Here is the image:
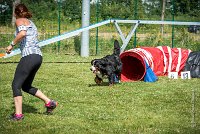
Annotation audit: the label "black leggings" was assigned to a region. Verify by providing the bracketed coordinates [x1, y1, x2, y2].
[12, 54, 42, 97]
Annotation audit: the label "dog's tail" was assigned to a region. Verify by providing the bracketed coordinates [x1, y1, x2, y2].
[113, 40, 121, 55]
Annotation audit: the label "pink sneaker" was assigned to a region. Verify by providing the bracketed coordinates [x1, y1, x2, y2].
[9, 113, 24, 121]
[45, 100, 58, 114]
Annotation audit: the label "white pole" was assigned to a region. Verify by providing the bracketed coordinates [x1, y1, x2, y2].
[81, 0, 90, 57]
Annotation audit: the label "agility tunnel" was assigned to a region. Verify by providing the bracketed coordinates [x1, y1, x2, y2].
[120, 46, 191, 82]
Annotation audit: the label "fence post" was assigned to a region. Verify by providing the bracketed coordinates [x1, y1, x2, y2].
[171, 0, 175, 48]
[134, 0, 138, 48]
[96, 0, 99, 55]
[57, 0, 61, 53]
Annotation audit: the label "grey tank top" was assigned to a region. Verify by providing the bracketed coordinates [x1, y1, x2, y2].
[16, 19, 42, 57]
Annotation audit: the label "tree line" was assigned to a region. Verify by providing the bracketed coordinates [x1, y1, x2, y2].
[0, 0, 199, 24]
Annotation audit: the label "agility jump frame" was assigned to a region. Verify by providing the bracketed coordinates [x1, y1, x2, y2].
[2, 19, 200, 58]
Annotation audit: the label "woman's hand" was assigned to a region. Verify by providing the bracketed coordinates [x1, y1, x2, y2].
[6, 45, 13, 54]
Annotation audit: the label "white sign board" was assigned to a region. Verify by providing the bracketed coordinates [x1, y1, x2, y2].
[181, 71, 191, 79]
[168, 72, 178, 79]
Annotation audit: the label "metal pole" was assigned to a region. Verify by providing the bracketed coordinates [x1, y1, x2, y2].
[57, 0, 61, 53]
[171, 0, 175, 48]
[81, 0, 90, 57]
[134, 0, 138, 48]
[161, 0, 166, 36]
[96, 0, 99, 55]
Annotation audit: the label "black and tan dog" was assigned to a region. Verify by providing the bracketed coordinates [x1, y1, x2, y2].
[90, 40, 122, 86]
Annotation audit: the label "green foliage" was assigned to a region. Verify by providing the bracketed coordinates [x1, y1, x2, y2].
[74, 36, 81, 54]
[1, 0, 198, 22]
[0, 0, 199, 28]
[175, 28, 200, 51]
[175, 0, 200, 17]
[0, 34, 12, 47]
[0, 0, 12, 25]
[62, 0, 81, 22]
[142, 0, 200, 20]
[22, 0, 58, 20]
[98, 0, 144, 20]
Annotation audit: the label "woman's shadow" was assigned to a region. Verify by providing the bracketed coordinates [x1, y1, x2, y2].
[12, 103, 39, 114]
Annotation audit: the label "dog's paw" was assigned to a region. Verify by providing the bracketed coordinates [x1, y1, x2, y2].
[94, 77, 103, 85]
[109, 83, 114, 86]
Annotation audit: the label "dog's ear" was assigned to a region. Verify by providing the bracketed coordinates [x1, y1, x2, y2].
[114, 40, 120, 55]
[91, 59, 98, 65]
[114, 40, 119, 46]
[91, 60, 94, 65]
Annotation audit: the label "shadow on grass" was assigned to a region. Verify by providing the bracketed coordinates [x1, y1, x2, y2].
[23, 104, 39, 114]
[88, 82, 121, 87]
[88, 82, 109, 87]
[12, 103, 38, 114]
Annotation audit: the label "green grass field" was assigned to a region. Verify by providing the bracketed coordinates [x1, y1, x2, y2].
[0, 53, 200, 134]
